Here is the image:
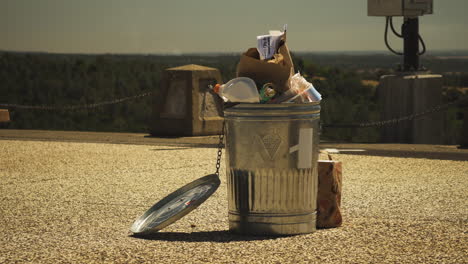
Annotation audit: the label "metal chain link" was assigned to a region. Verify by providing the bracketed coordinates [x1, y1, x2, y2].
[323, 95, 468, 128]
[0, 91, 153, 111]
[1, 88, 466, 129]
[214, 120, 225, 177]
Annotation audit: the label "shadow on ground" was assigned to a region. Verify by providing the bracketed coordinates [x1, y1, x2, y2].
[150, 147, 193, 151]
[130, 230, 282, 243]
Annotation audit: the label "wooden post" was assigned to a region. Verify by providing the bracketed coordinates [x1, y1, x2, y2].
[459, 108, 468, 149]
[0, 109, 10, 128]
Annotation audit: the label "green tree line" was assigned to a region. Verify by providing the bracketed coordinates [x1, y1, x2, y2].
[0, 51, 466, 143]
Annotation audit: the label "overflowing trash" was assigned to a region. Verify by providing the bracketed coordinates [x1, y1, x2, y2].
[211, 25, 321, 104]
[130, 25, 325, 237]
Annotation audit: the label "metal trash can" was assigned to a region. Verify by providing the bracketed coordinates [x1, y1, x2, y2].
[224, 102, 320, 235]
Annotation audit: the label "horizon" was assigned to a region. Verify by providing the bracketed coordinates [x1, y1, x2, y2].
[2, 49, 468, 57]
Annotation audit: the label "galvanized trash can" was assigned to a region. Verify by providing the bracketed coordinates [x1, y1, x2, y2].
[224, 102, 320, 235]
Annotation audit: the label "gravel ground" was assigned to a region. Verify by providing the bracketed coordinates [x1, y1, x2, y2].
[1, 139, 467, 263]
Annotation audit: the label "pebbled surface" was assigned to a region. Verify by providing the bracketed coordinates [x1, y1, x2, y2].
[0, 137, 467, 263]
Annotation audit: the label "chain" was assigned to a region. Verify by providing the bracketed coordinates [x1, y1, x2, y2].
[214, 120, 225, 177]
[0, 91, 153, 111]
[323, 95, 468, 128]
[2, 87, 466, 130]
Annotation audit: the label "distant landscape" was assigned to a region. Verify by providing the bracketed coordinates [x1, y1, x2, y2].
[1, 50, 467, 144]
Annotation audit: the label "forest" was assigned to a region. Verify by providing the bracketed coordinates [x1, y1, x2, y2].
[0, 51, 466, 144]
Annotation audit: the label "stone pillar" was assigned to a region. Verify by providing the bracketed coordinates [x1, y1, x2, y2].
[377, 74, 443, 144]
[150, 64, 224, 136]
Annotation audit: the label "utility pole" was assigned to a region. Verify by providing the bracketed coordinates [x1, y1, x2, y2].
[368, 0, 443, 144]
[403, 17, 420, 71]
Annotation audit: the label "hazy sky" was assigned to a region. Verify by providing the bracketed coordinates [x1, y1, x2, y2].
[1, 0, 467, 54]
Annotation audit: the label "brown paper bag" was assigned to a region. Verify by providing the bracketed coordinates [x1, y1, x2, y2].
[236, 44, 295, 92]
[317, 158, 343, 228]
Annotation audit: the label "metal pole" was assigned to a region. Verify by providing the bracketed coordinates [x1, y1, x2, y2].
[402, 17, 419, 71]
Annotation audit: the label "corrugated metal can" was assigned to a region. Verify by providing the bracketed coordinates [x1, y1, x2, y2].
[224, 102, 320, 235]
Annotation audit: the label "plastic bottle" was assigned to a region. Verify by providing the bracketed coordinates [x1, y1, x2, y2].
[213, 77, 260, 103]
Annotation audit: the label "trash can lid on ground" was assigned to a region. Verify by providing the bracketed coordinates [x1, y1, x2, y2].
[130, 174, 220, 235]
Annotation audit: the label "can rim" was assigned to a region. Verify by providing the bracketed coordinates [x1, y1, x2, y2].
[224, 102, 320, 118]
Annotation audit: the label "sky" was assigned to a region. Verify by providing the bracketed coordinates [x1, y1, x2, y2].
[1, 0, 467, 54]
